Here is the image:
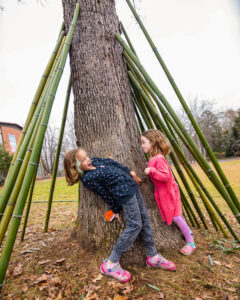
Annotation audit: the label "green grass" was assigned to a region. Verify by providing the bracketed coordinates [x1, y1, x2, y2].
[32, 177, 78, 201]
[173, 158, 240, 214]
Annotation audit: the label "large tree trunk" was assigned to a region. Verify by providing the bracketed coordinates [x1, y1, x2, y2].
[62, 0, 183, 265]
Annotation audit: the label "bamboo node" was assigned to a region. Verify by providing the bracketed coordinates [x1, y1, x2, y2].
[16, 158, 23, 162]
[29, 162, 38, 166]
[13, 214, 22, 218]
[40, 122, 48, 127]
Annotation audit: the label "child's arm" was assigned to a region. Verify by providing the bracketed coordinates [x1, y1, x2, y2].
[82, 178, 120, 213]
[146, 157, 170, 182]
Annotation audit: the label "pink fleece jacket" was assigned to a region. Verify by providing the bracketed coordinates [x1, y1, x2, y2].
[148, 154, 182, 225]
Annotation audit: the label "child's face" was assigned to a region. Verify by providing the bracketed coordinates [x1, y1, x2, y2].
[141, 136, 152, 154]
[76, 151, 94, 172]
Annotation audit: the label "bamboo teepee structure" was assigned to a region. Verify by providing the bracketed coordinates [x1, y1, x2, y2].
[0, 0, 239, 293]
[0, 3, 80, 291]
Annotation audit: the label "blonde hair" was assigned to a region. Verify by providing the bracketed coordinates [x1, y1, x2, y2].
[141, 129, 171, 157]
[63, 148, 86, 186]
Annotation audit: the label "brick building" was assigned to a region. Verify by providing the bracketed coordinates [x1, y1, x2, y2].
[0, 122, 44, 178]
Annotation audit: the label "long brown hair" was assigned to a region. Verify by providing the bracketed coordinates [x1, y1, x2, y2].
[63, 148, 85, 186]
[142, 129, 171, 157]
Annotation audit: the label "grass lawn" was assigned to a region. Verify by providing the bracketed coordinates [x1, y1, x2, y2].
[0, 158, 240, 299]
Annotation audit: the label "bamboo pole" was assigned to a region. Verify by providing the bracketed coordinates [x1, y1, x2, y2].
[179, 187, 197, 227]
[0, 36, 66, 219]
[127, 57, 231, 237]
[128, 70, 238, 240]
[120, 21, 138, 57]
[0, 40, 66, 245]
[44, 75, 72, 232]
[20, 170, 37, 242]
[116, 35, 240, 224]
[0, 3, 80, 290]
[125, 1, 240, 212]
[5, 30, 65, 183]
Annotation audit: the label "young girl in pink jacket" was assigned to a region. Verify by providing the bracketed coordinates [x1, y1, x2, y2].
[141, 129, 196, 256]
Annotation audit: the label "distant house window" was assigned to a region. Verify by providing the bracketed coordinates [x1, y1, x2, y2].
[8, 134, 17, 153]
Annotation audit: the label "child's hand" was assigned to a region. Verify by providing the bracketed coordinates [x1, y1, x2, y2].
[144, 168, 150, 175]
[114, 213, 121, 223]
[130, 171, 142, 184]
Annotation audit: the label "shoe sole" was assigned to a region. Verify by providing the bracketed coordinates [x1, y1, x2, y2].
[179, 248, 196, 256]
[146, 261, 176, 272]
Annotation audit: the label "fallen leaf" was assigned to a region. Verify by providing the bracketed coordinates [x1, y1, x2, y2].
[54, 258, 66, 264]
[92, 274, 103, 283]
[157, 293, 164, 299]
[13, 263, 23, 277]
[49, 227, 56, 231]
[213, 260, 222, 265]
[21, 285, 29, 293]
[113, 295, 128, 300]
[38, 259, 52, 265]
[32, 274, 49, 285]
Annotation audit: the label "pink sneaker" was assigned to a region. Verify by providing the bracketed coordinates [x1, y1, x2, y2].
[180, 243, 196, 256]
[146, 254, 176, 271]
[100, 259, 131, 283]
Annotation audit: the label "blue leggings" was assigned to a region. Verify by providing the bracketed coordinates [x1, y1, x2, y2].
[109, 189, 157, 262]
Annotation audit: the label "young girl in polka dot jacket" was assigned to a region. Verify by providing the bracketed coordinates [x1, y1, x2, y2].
[141, 129, 197, 256]
[64, 148, 176, 283]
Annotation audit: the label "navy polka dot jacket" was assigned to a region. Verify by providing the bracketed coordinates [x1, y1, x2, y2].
[81, 157, 138, 213]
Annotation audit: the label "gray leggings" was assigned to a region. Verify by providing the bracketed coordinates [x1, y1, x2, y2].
[109, 189, 157, 262]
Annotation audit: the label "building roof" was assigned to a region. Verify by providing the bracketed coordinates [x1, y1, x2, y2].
[0, 122, 23, 131]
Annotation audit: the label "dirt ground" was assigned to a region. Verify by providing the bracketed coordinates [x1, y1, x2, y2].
[1, 205, 240, 300]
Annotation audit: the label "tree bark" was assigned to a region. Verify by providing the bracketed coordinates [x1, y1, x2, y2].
[62, 0, 183, 266]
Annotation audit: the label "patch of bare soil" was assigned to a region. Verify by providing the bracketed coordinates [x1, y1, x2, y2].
[1, 208, 240, 300]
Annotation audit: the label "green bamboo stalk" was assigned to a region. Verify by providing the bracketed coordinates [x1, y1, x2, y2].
[0, 36, 66, 219]
[133, 101, 145, 133]
[133, 90, 153, 129]
[20, 170, 37, 242]
[0, 3, 80, 291]
[116, 35, 240, 224]
[181, 206, 190, 227]
[120, 21, 138, 57]
[0, 98, 46, 246]
[5, 30, 65, 184]
[0, 46, 64, 245]
[179, 187, 197, 227]
[44, 75, 72, 232]
[128, 70, 238, 240]
[130, 64, 229, 237]
[125, 1, 240, 212]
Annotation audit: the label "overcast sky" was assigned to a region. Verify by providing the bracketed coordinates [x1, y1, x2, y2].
[0, 0, 240, 128]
